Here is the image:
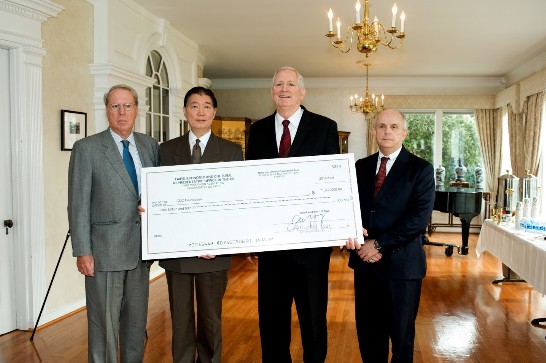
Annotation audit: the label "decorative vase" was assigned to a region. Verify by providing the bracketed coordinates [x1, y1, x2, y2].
[474, 164, 484, 190]
[454, 158, 467, 182]
[435, 165, 445, 189]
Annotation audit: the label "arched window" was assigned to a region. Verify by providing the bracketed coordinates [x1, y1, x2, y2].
[145, 50, 170, 142]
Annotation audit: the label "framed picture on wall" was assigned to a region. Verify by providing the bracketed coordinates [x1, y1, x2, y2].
[61, 109, 87, 151]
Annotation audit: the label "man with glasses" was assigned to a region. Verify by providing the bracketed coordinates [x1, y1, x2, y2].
[68, 84, 159, 362]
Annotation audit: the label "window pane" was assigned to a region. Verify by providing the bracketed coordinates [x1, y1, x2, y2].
[501, 108, 511, 173]
[162, 116, 169, 141]
[146, 57, 152, 77]
[146, 113, 151, 136]
[153, 115, 160, 141]
[162, 88, 169, 115]
[145, 87, 150, 107]
[442, 113, 482, 186]
[150, 50, 160, 72]
[152, 85, 160, 112]
[403, 113, 435, 165]
[160, 65, 169, 86]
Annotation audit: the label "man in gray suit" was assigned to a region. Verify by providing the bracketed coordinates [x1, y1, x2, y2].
[158, 86, 243, 363]
[68, 84, 159, 362]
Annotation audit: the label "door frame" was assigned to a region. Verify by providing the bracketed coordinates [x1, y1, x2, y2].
[0, 1, 63, 330]
[0, 48, 16, 335]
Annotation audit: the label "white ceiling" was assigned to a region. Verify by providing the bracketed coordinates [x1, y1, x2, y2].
[132, 0, 546, 83]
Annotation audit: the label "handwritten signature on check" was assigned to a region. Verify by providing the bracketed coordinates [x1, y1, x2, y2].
[287, 212, 332, 232]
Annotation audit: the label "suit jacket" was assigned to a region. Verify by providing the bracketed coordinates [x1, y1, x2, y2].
[158, 132, 243, 273]
[68, 129, 159, 272]
[246, 106, 339, 264]
[349, 146, 435, 279]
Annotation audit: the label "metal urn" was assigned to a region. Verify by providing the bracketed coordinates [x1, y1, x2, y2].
[497, 170, 519, 214]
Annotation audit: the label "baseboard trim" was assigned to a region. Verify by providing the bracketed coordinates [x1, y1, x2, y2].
[33, 270, 167, 329]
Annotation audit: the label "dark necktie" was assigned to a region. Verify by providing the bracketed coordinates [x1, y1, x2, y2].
[279, 120, 291, 158]
[192, 139, 201, 164]
[374, 157, 389, 197]
[121, 140, 138, 193]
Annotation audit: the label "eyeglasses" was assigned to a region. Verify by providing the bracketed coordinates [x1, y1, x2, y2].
[108, 103, 136, 112]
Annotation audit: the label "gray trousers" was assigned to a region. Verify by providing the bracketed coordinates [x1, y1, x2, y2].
[85, 260, 150, 363]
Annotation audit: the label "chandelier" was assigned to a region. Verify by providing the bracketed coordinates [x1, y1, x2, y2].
[325, 0, 406, 56]
[349, 63, 385, 118]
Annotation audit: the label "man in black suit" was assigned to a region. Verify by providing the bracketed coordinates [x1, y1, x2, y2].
[345, 109, 435, 363]
[246, 66, 339, 363]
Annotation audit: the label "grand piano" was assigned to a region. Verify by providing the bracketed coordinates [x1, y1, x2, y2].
[427, 187, 483, 255]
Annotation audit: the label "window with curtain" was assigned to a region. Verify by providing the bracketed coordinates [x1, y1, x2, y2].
[500, 107, 511, 174]
[403, 111, 484, 187]
[145, 50, 170, 142]
[539, 102, 546, 213]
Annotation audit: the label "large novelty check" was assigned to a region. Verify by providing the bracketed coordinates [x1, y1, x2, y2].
[141, 154, 362, 259]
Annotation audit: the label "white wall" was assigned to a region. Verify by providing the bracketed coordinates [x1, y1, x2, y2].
[213, 85, 496, 162]
[39, 0, 205, 325]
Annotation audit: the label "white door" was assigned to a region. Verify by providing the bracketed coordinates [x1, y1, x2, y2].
[0, 48, 16, 334]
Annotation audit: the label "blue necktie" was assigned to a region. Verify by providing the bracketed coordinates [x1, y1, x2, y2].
[121, 140, 138, 193]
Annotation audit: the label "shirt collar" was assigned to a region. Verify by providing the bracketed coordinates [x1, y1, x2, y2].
[189, 129, 212, 146]
[110, 128, 135, 144]
[275, 107, 303, 129]
[379, 146, 402, 161]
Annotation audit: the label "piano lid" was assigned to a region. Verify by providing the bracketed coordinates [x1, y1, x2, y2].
[434, 187, 483, 214]
[435, 187, 482, 194]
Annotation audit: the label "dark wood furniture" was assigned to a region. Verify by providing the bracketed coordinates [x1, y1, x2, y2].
[338, 131, 350, 154]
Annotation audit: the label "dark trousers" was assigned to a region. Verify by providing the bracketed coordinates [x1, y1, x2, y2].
[166, 270, 229, 363]
[354, 269, 422, 363]
[258, 251, 330, 363]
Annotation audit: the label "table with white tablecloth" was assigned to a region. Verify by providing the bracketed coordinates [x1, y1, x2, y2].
[476, 219, 546, 329]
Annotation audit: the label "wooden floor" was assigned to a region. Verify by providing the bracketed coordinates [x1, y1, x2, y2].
[1, 233, 546, 362]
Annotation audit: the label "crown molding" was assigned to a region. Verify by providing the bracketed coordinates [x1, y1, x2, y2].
[503, 52, 546, 87]
[0, 0, 63, 22]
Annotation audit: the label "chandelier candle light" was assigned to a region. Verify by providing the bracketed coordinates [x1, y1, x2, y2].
[349, 63, 385, 118]
[326, 0, 406, 56]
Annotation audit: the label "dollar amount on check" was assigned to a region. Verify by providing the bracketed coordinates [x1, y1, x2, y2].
[141, 154, 362, 259]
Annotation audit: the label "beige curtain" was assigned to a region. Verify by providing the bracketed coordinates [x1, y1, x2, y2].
[366, 115, 378, 156]
[475, 108, 502, 196]
[507, 107, 525, 177]
[522, 91, 544, 176]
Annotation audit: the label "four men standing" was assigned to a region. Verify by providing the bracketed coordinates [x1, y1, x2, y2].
[68, 75, 432, 362]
